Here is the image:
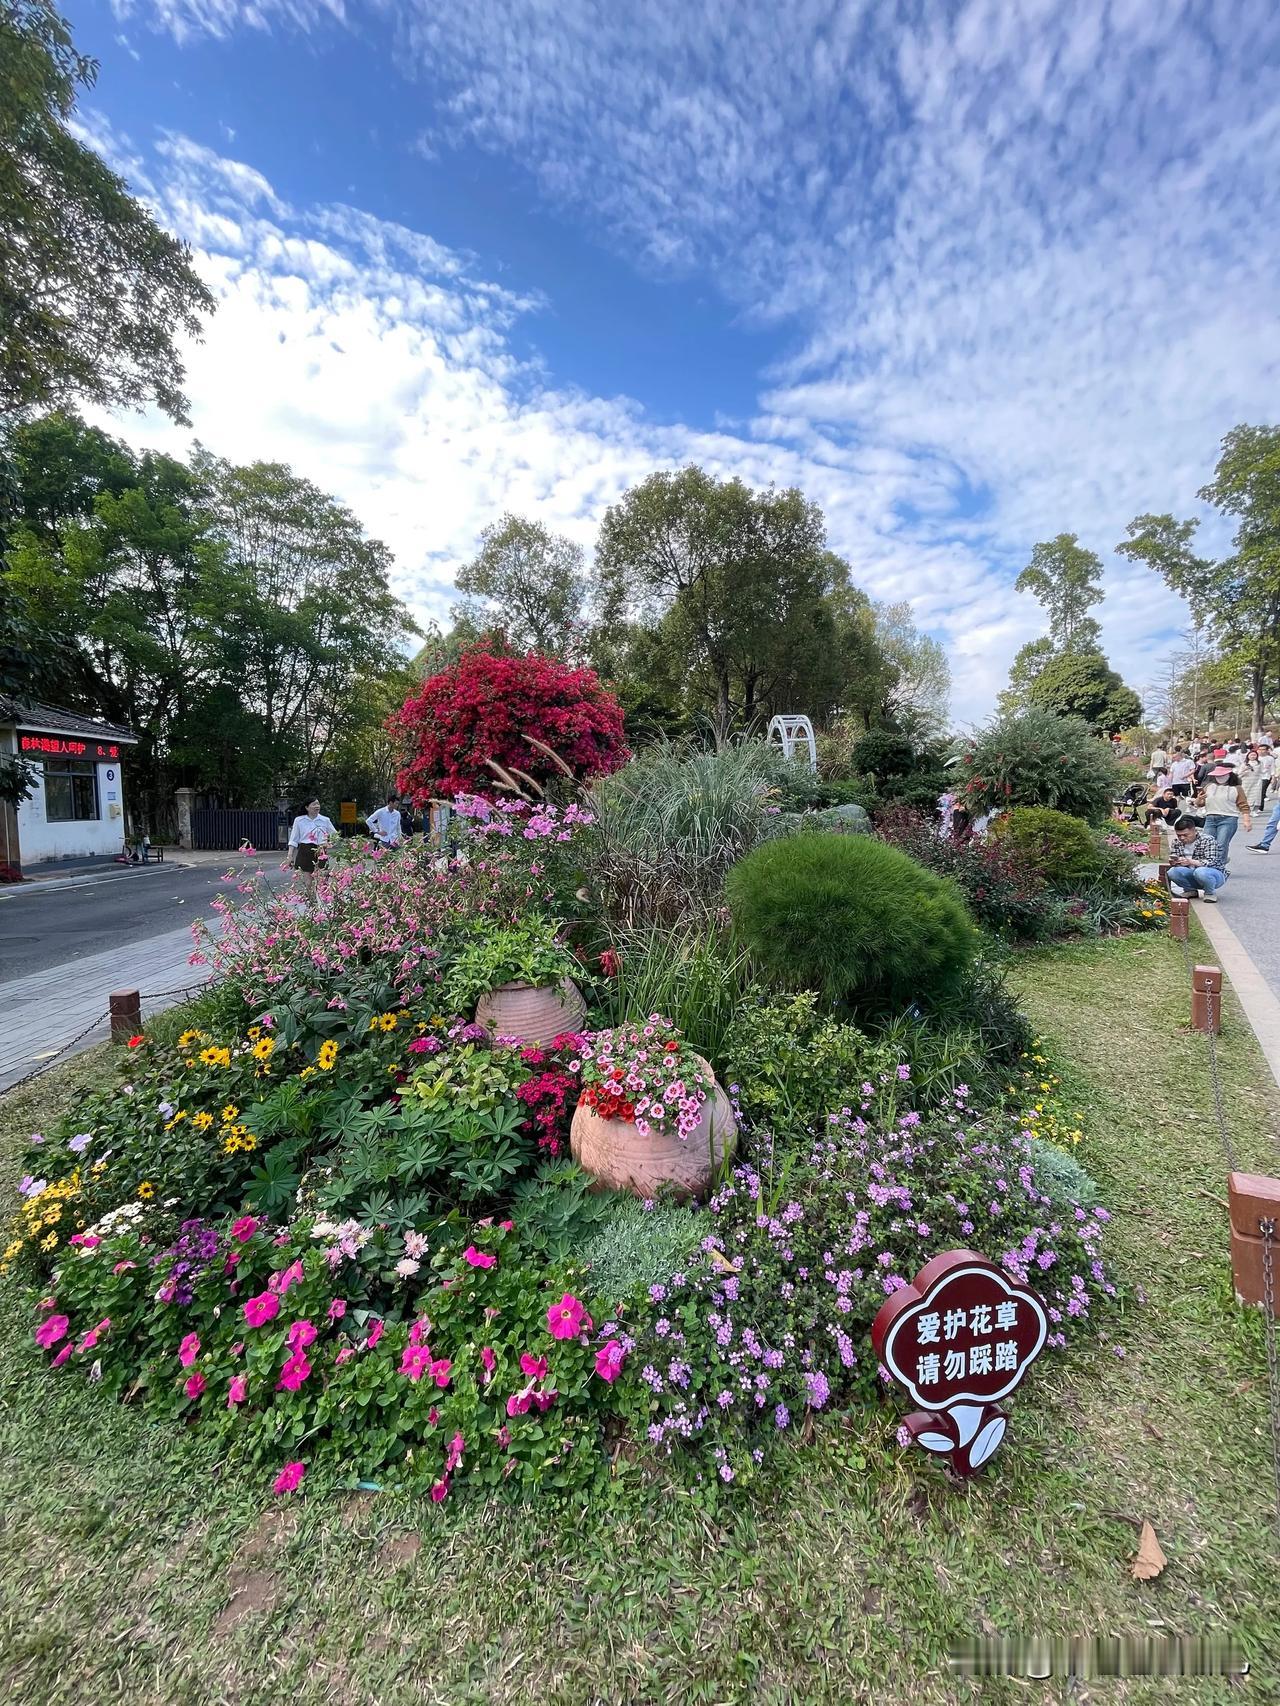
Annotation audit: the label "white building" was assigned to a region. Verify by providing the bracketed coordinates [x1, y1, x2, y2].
[0, 699, 138, 871]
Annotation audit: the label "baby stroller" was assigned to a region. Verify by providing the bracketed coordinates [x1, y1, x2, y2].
[1113, 780, 1149, 823]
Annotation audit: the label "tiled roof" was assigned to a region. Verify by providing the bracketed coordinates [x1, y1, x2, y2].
[0, 697, 137, 744]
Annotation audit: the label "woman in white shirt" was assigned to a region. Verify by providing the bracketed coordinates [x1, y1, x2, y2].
[288, 798, 337, 901]
[1194, 765, 1252, 867]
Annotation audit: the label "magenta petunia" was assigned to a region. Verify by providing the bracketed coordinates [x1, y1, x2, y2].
[327, 1298, 347, 1322]
[178, 1331, 201, 1367]
[50, 1343, 73, 1368]
[273, 1460, 306, 1495]
[594, 1340, 626, 1384]
[276, 1350, 312, 1391]
[184, 1372, 207, 1399]
[366, 1318, 385, 1349]
[430, 1357, 452, 1389]
[227, 1374, 248, 1407]
[399, 1343, 433, 1382]
[462, 1245, 496, 1269]
[287, 1319, 317, 1351]
[231, 1215, 259, 1243]
[429, 1475, 450, 1503]
[546, 1293, 591, 1340]
[34, 1313, 69, 1349]
[243, 1291, 280, 1328]
[519, 1352, 548, 1379]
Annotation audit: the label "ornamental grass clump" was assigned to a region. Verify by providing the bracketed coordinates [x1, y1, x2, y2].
[725, 832, 977, 1010]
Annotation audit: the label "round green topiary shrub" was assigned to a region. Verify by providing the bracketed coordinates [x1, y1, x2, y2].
[725, 832, 978, 1009]
[989, 806, 1100, 886]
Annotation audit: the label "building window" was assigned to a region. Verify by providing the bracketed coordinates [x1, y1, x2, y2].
[43, 758, 100, 822]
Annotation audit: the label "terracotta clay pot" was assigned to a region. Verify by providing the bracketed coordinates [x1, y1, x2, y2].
[570, 1055, 737, 1201]
[474, 977, 587, 1048]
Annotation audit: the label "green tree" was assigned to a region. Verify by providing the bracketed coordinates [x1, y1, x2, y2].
[453, 514, 586, 655]
[596, 466, 855, 742]
[1118, 426, 1280, 728]
[997, 636, 1055, 716]
[0, 0, 215, 422]
[870, 601, 951, 736]
[1015, 534, 1105, 652]
[1027, 649, 1143, 735]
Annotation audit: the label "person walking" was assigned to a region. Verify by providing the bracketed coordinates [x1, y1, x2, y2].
[287, 797, 337, 902]
[1194, 764, 1252, 866]
[365, 793, 404, 848]
[1148, 740, 1168, 781]
[1167, 749, 1196, 802]
[1250, 790, 1280, 852]
[1167, 816, 1228, 903]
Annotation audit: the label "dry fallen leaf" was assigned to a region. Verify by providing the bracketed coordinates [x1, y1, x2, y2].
[708, 1249, 741, 1274]
[1131, 1520, 1167, 1581]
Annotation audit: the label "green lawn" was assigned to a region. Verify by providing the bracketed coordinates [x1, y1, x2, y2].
[1, 928, 1277, 1703]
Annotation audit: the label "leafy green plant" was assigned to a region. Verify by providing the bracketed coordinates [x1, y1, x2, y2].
[990, 805, 1102, 885]
[598, 923, 752, 1063]
[721, 992, 894, 1133]
[444, 915, 578, 1011]
[509, 1161, 616, 1260]
[726, 832, 978, 1010]
[579, 1196, 709, 1308]
[957, 706, 1120, 823]
[1030, 1137, 1100, 1208]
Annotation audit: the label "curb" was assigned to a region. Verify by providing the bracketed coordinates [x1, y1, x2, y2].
[0, 864, 185, 899]
[1195, 901, 1280, 1095]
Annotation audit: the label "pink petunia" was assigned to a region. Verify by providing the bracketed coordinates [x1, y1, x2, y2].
[243, 1291, 280, 1328]
[430, 1357, 451, 1389]
[335, 1346, 355, 1365]
[327, 1298, 347, 1322]
[269, 1260, 305, 1296]
[519, 1352, 548, 1379]
[399, 1343, 433, 1382]
[429, 1476, 450, 1503]
[184, 1372, 207, 1399]
[273, 1460, 306, 1495]
[531, 1388, 558, 1413]
[445, 1432, 465, 1471]
[594, 1340, 626, 1383]
[227, 1374, 248, 1406]
[506, 1388, 533, 1417]
[546, 1293, 591, 1341]
[50, 1343, 73, 1368]
[366, 1318, 385, 1349]
[479, 1345, 496, 1382]
[112, 1260, 136, 1274]
[178, 1331, 201, 1367]
[69, 1233, 101, 1249]
[287, 1319, 317, 1351]
[276, 1350, 311, 1391]
[462, 1245, 496, 1269]
[231, 1215, 259, 1243]
[34, 1313, 69, 1349]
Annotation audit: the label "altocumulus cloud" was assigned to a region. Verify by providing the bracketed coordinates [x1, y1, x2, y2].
[98, 0, 1280, 715]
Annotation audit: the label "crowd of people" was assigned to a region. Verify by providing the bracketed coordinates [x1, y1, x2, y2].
[1143, 732, 1279, 903]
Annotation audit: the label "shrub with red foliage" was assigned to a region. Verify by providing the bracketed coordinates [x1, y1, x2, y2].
[392, 648, 628, 802]
[873, 806, 1058, 941]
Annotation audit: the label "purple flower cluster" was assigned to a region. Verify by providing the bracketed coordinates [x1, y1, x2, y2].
[152, 1218, 222, 1306]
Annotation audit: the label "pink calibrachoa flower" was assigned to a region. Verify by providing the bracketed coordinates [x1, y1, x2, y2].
[273, 1460, 306, 1495]
[227, 1374, 248, 1407]
[462, 1245, 496, 1269]
[327, 1298, 347, 1323]
[287, 1319, 318, 1351]
[50, 1343, 73, 1368]
[519, 1352, 548, 1379]
[34, 1313, 69, 1349]
[430, 1357, 452, 1389]
[244, 1291, 280, 1328]
[184, 1372, 207, 1399]
[231, 1215, 259, 1243]
[277, 1351, 312, 1392]
[445, 1432, 465, 1471]
[546, 1293, 591, 1340]
[594, 1340, 626, 1383]
[366, 1319, 385, 1349]
[400, 1344, 433, 1382]
[429, 1476, 450, 1503]
[178, 1331, 201, 1367]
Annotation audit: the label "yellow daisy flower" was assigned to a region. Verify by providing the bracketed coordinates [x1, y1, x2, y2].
[137, 1181, 155, 1200]
[252, 1036, 275, 1061]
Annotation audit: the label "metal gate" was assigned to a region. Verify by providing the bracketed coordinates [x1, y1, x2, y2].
[191, 808, 283, 851]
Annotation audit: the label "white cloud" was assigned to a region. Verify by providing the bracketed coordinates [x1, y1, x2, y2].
[94, 0, 1280, 720]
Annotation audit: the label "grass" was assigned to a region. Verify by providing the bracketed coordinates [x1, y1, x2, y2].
[1, 927, 1278, 1703]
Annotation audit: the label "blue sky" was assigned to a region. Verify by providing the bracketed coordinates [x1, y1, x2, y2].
[72, 0, 1280, 719]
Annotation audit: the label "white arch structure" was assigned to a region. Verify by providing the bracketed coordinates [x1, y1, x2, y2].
[766, 713, 817, 772]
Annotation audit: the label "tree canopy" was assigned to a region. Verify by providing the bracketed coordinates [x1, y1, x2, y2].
[453, 514, 587, 655]
[0, 0, 215, 423]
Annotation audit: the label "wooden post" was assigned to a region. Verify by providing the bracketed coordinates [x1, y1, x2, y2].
[1191, 964, 1222, 1034]
[1158, 862, 1170, 886]
[1147, 824, 1161, 858]
[109, 989, 141, 1044]
[1229, 1173, 1280, 1316]
[1168, 897, 1189, 940]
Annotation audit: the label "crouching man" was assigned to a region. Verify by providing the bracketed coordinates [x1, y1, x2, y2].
[1167, 815, 1228, 904]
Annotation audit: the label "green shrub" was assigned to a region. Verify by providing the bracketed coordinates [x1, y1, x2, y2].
[958, 706, 1121, 823]
[579, 1196, 709, 1308]
[725, 832, 978, 1010]
[850, 728, 917, 780]
[720, 992, 894, 1132]
[1030, 1138, 1100, 1208]
[990, 806, 1100, 885]
[444, 916, 578, 1010]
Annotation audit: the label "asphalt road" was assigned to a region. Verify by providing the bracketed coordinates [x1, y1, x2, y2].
[0, 861, 289, 983]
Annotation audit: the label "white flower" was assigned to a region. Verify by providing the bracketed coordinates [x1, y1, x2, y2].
[395, 1257, 420, 1278]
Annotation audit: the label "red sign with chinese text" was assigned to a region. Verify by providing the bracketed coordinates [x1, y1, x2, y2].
[20, 735, 121, 760]
[871, 1249, 1048, 1475]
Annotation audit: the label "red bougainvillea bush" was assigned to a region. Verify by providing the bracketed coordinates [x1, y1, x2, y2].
[392, 648, 629, 801]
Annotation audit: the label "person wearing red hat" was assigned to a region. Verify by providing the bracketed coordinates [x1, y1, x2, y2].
[1195, 764, 1252, 867]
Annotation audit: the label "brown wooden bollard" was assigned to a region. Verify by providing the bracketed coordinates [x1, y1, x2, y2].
[1168, 896, 1189, 940]
[1158, 862, 1170, 885]
[1191, 964, 1223, 1034]
[1147, 824, 1162, 857]
[109, 989, 141, 1044]
[1228, 1172, 1280, 1316]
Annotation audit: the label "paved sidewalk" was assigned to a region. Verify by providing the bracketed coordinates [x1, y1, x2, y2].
[0, 918, 217, 1095]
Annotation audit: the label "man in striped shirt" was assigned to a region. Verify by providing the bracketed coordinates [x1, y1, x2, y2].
[1167, 816, 1227, 903]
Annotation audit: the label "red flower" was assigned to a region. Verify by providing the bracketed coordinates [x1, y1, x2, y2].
[126, 1035, 145, 1049]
